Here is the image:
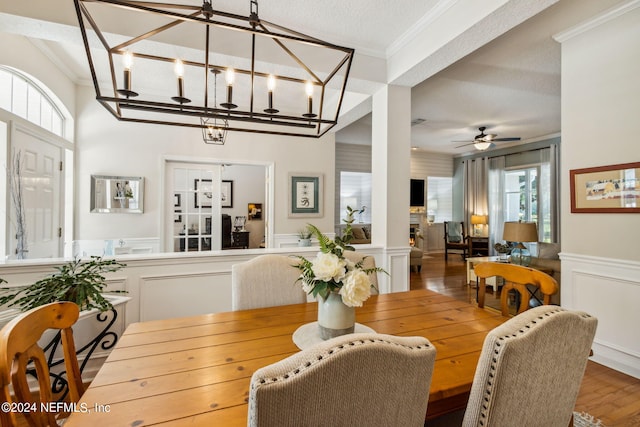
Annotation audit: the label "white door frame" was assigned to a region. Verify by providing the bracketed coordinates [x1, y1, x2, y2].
[161, 155, 274, 251]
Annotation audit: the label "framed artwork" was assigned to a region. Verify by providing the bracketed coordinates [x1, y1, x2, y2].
[221, 180, 233, 208]
[248, 203, 262, 220]
[194, 179, 213, 208]
[194, 179, 233, 208]
[570, 162, 640, 213]
[174, 193, 181, 207]
[289, 173, 323, 217]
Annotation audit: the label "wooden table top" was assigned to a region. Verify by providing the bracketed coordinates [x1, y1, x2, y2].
[65, 289, 505, 426]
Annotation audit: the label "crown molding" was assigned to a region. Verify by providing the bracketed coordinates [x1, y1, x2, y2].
[553, 0, 640, 43]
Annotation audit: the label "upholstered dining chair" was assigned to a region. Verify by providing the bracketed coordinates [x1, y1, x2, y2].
[0, 302, 84, 427]
[248, 333, 436, 427]
[444, 221, 469, 261]
[231, 254, 307, 310]
[474, 262, 559, 317]
[462, 305, 597, 427]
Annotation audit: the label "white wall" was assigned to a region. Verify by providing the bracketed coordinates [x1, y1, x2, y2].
[0, 34, 76, 127]
[558, 2, 640, 378]
[74, 85, 336, 244]
[560, 6, 640, 263]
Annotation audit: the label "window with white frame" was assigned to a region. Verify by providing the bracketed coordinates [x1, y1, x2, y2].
[0, 66, 65, 137]
[427, 177, 453, 223]
[504, 167, 538, 223]
[339, 171, 371, 224]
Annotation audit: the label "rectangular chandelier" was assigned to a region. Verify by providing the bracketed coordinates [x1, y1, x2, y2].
[73, 0, 355, 139]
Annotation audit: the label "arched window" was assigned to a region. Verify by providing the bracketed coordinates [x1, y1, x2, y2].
[0, 65, 66, 137]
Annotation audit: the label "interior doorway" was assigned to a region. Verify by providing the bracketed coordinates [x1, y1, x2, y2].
[163, 159, 271, 252]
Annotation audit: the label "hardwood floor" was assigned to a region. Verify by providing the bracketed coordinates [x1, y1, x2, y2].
[411, 252, 640, 426]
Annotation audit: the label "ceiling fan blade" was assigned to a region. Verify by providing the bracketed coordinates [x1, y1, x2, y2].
[492, 137, 521, 141]
[455, 142, 476, 148]
[452, 140, 474, 143]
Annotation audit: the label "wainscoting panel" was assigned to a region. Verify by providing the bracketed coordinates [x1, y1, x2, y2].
[139, 270, 233, 321]
[562, 253, 640, 378]
[385, 247, 411, 294]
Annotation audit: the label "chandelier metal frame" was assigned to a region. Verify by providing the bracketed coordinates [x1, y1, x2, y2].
[73, 0, 355, 138]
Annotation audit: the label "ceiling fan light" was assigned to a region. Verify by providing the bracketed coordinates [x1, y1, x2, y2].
[474, 141, 492, 151]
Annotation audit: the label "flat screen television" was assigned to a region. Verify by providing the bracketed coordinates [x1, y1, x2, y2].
[410, 179, 425, 207]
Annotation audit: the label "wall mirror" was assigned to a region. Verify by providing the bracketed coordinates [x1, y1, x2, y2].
[90, 175, 144, 213]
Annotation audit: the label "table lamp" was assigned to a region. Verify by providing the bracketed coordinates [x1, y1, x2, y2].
[470, 214, 488, 236]
[502, 221, 538, 266]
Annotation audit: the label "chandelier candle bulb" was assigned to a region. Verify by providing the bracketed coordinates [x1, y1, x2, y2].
[221, 67, 237, 109]
[175, 59, 184, 98]
[303, 81, 316, 118]
[171, 59, 190, 104]
[123, 51, 133, 91]
[268, 74, 275, 108]
[264, 74, 279, 114]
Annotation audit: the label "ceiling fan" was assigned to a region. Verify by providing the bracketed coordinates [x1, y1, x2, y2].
[454, 126, 521, 151]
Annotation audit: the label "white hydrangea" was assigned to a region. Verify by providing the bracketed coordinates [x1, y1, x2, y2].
[339, 269, 371, 307]
[311, 252, 347, 282]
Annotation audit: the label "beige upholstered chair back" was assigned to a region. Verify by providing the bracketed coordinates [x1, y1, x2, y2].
[231, 254, 306, 310]
[462, 305, 597, 427]
[248, 333, 436, 427]
[343, 251, 379, 291]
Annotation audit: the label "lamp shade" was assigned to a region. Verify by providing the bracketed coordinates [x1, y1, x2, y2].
[471, 215, 488, 225]
[502, 222, 538, 243]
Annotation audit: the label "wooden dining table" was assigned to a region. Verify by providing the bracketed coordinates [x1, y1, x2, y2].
[65, 288, 506, 426]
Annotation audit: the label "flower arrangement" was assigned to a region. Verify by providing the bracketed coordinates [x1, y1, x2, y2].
[494, 242, 512, 254]
[295, 208, 385, 307]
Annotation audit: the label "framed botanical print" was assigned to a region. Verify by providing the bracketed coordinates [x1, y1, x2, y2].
[288, 173, 323, 217]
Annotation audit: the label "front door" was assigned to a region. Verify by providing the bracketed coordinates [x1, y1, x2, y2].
[10, 123, 62, 258]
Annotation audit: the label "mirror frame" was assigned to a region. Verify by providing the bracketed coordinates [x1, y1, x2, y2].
[90, 175, 145, 213]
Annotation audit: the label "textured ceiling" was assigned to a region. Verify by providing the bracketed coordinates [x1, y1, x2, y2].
[0, 0, 625, 154]
[336, 0, 624, 154]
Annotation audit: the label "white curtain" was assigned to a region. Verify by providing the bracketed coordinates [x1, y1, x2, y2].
[540, 145, 560, 242]
[463, 157, 489, 230]
[488, 156, 506, 254]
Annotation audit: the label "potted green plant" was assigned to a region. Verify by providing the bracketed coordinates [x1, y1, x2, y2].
[297, 226, 313, 247]
[0, 256, 126, 312]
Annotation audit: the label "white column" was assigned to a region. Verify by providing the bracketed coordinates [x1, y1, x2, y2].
[371, 85, 411, 293]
